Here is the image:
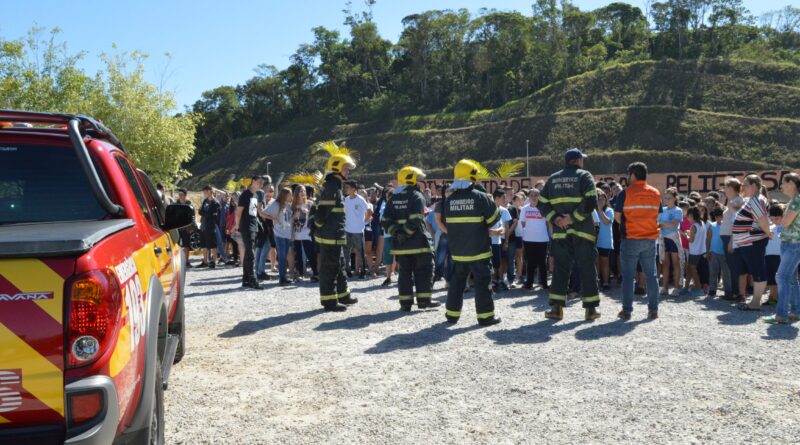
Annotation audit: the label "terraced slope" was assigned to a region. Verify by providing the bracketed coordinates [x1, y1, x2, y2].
[185, 59, 800, 188]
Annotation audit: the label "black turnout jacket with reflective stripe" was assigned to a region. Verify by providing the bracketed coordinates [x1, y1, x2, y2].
[442, 185, 499, 262]
[381, 185, 433, 255]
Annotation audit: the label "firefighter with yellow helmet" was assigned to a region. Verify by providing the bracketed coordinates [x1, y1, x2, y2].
[441, 159, 502, 326]
[382, 166, 440, 311]
[314, 144, 359, 311]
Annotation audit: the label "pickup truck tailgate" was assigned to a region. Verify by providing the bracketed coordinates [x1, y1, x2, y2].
[0, 257, 73, 429]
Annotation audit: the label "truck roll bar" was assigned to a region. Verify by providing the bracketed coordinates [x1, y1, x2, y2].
[67, 119, 125, 217]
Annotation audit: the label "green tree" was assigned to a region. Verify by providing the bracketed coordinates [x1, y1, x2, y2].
[0, 28, 198, 183]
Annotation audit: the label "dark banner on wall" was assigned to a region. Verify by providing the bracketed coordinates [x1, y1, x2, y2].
[421, 170, 794, 195]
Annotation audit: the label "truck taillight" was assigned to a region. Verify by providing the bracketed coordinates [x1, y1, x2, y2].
[67, 269, 122, 368]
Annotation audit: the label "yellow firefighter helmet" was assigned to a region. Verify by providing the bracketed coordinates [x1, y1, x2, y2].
[397, 166, 426, 186]
[454, 159, 483, 182]
[326, 153, 356, 176]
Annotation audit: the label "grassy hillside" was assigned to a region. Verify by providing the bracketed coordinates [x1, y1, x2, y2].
[185, 59, 800, 188]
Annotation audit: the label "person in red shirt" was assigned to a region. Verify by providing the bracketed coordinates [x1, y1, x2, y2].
[614, 162, 662, 320]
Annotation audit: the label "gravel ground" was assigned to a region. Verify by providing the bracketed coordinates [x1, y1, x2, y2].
[165, 263, 800, 445]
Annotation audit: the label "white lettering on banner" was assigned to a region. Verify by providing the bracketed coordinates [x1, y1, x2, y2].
[423, 170, 794, 196]
[116, 257, 146, 351]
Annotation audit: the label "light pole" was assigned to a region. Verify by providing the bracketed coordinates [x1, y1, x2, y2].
[525, 139, 530, 177]
[266, 162, 271, 177]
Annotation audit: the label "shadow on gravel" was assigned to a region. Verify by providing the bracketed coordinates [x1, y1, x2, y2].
[716, 310, 763, 326]
[365, 322, 482, 354]
[763, 324, 799, 341]
[315, 310, 423, 331]
[189, 278, 242, 287]
[574, 318, 651, 341]
[509, 295, 551, 311]
[218, 309, 323, 338]
[485, 319, 584, 345]
[186, 286, 249, 298]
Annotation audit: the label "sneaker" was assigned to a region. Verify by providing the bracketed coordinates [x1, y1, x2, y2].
[225, 259, 237, 266]
[196, 262, 209, 269]
[209, 262, 216, 269]
[660, 287, 669, 296]
[690, 289, 705, 297]
[671, 288, 682, 297]
[499, 282, 509, 291]
[707, 291, 717, 298]
[381, 277, 392, 287]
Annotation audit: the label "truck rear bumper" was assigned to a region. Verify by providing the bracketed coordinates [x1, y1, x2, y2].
[64, 376, 119, 445]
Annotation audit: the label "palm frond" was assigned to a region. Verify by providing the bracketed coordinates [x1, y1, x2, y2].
[493, 161, 524, 178]
[287, 171, 324, 188]
[311, 140, 351, 157]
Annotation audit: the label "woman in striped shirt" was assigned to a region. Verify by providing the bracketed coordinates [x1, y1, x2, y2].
[732, 175, 774, 311]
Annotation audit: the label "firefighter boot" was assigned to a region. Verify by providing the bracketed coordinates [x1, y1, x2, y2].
[339, 295, 359, 305]
[324, 303, 347, 312]
[545, 305, 564, 320]
[585, 307, 601, 321]
[478, 316, 502, 327]
[417, 301, 441, 309]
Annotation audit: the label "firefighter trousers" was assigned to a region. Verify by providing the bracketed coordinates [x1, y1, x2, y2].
[549, 236, 600, 308]
[318, 243, 350, 307]
[445, 260, 496, 321]
[396, 253, 433, 307]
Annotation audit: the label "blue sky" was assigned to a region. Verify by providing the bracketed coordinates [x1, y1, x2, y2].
[1, 0, 791, 111]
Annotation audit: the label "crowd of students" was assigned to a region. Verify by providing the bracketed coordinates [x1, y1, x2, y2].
[175, 167, 800, 325]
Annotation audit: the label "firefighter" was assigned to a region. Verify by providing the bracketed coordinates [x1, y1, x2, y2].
[314, 153, 359, 311]
[538, 148, 601, 321]
[442, 159, 502, 326]
[382, 166, 440, 311]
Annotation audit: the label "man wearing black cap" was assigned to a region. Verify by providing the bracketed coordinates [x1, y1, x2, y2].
[537, 148, 601, 321]
[236, 175, 266, 289]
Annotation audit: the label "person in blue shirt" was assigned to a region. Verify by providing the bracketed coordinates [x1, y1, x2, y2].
[596, 190, 615, 291]
[658, 188, 684, 294]
[706, 206, 732, 298]
[490, 189, 513, 291]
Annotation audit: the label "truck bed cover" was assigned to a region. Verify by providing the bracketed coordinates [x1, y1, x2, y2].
[0, 219, 135, 258]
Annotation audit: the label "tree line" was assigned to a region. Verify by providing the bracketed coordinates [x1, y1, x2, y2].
[190, 0, 800, 165]
[0, 28, 198, 183]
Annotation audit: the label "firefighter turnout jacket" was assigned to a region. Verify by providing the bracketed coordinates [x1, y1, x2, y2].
[538, 164, 598, 243]
[314, 173, 347, 246]
[443, 185, 500, 262]
[382, 185, 432, 255]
